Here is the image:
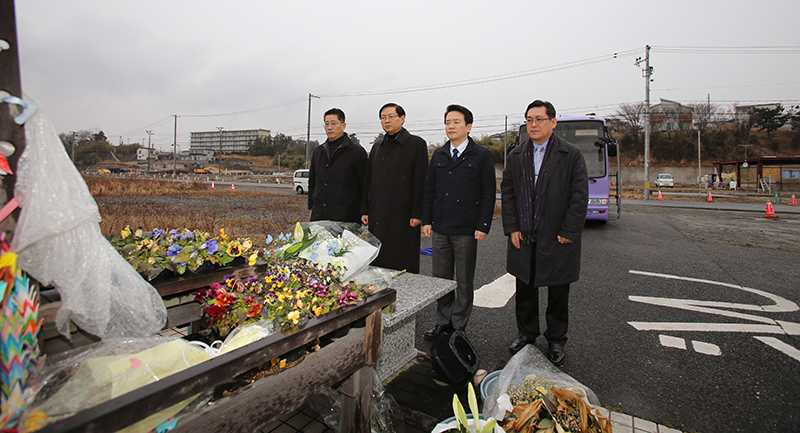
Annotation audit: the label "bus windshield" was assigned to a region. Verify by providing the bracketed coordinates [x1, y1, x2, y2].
[552, 120, 607, 179]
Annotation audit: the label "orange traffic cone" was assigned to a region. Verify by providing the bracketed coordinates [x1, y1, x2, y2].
[231, 183, 236, 191]
[707, 191, 713, 203]
[764, 202, 779, 219]
[657, 191, 663, 200]
[790, 194, 799, 206]
[211, 182, 215, 190]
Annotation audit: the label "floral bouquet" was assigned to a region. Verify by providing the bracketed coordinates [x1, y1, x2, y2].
[195, 258, 376, 337]
[111, 226, 260, 280]
[265, 221, 380, 283]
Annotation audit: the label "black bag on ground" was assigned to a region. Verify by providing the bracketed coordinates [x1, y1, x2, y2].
[431, 329, 480, 388]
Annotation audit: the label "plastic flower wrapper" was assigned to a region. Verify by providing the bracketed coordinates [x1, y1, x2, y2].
[13, 98, 165, 339]
[18, 337, 211, 433]
[294, 221, 380, 282]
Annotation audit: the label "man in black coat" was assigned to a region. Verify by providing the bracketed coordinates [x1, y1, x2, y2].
[501, 100, 588, 366]
[361, 103, 428, 273]
[421, 104, 496, 340]
[308, 108, 368, 223]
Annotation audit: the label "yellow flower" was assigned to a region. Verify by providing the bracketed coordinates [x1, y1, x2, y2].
[313, 306, 323, 316]
[270, 357, 279, 366]
[220, 228, 228, 241]
[295, 299, 303, 309]
[287, 310, 300, 324]
[148, 257, 156, 265]
[226, 241, 242, 257]
[242, 239, 253, 250]
[134, 228, 143, 238]
[293, 222, 304, 243]
[121, 225, 131, 239]
[279, 359, 286, 368]
[248, 252, 258, 266]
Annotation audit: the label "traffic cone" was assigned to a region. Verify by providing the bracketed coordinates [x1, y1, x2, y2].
[657, 190, 663, 200]
[790, 194, 798, 206]
[764, 202, 779, 219]
[231, 183, 236, 191]
[707, 191, 713, 203]
[211, 182, 215, 190]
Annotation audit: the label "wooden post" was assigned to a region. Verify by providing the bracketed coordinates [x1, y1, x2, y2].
[0, 0, 26, 239]
[339, 365, 372, 433]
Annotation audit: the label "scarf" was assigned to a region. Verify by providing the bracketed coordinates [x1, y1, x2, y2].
[518, 136, 553, 244]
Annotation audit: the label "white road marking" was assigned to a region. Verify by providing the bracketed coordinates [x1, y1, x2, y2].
[659, 334, 686, 349]
[627, 270, 800, 361]
[753, 337, 800, 362]
[474, 273, 516, 308]
[692, 340, 722, 356]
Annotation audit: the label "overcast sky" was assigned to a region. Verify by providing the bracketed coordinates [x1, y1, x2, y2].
[15, 0, 800, 151]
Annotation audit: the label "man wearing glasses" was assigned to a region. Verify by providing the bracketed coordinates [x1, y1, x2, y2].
[501, 100, 588, 366]
[361, 103, 428, 273]
[308, 108, 368, 223]
[421, 104, 496, 340]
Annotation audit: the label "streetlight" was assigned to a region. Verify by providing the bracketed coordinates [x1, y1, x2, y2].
[217, 127, 224, 177]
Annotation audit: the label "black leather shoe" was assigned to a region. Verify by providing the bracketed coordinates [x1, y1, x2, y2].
[424, 325, 451, 341]
[548, 343, 566, 366]
[509, 335, 531, 354]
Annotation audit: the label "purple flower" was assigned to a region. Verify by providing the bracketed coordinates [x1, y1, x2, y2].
[201, 239, 219, 255]
[167, 245, 183, 257]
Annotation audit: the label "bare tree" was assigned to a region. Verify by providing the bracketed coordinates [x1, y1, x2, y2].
[611, 102, 646, 137]
[688, 103, 719, 131]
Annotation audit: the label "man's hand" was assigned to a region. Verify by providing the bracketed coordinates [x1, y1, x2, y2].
[361, 215, 369, 225]
[474, 230, 487, 241]
[557, 235, 573, 244]
[510, 231, 522, 249]
[410, 218, 421, 228]
[422, 225, 432, 237]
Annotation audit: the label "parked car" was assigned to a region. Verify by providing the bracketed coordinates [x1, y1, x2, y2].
[654, 173, 674, 188]
[293, 169, 310, 194]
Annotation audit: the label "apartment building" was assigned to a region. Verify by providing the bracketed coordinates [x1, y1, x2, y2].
[190, 129, 270, 154]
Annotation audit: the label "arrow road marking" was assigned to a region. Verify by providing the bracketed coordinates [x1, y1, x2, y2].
[627, 270, 800, 361]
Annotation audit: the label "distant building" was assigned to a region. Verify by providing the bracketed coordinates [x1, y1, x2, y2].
[650, 98, 693, 131]
[137, 147, 157, 161]
[190, 129, 270, 155]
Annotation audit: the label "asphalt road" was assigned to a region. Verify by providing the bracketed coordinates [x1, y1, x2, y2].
[412, 203, 800, 433]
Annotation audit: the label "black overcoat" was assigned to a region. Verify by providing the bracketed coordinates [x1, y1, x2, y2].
[501, 135, 588, 286]
[360, 128, 428, 273]
[422, 137, 495, 236]
[308, 134, 368, 223]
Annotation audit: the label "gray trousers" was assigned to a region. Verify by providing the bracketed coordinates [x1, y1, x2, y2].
[432, 231, 478, 330]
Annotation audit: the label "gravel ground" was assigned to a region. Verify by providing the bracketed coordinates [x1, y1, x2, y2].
[624, 204, 800, 252]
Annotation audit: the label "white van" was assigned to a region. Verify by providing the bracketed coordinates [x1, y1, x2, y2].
[293, 169, 310, 194]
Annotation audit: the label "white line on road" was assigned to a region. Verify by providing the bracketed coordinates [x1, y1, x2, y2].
[754, 337, 800, 362]
[692, 340, 722, 356]
[659, 334, 686, 349]
[474, 273, 516, 308]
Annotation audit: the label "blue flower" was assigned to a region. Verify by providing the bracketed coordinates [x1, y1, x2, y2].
[311, 241, 319, 250]
[153, 229, 167, 239]
[310, 252, 318, 261]
[201, 239, 219, 255]
[167, 245, 183, 257]
[266, 235, 273, 244]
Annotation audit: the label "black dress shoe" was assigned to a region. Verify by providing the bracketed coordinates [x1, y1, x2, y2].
[509, 335, 531, 354]
[548, 343, 565, 366]
[424, 325, 451, 341]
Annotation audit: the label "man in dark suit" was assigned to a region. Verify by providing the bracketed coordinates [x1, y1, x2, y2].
[501, 100, 588, 366]
[421, 104, 496, 340]
[361, 103, 428, 273]
[308, 108, 368, 223]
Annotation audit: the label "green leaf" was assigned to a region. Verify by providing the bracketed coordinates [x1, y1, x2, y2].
[453, 394, 468, 432]
[480, 419, 497, 433]
[467, 383, 481, 433]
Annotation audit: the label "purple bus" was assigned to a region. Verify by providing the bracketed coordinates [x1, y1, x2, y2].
[518, 115, 621, 222]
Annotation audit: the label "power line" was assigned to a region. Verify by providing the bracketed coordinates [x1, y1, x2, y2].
[321, 48, 644, 98]
[181, 97, 306, 118]
[651, 46, 800, 55]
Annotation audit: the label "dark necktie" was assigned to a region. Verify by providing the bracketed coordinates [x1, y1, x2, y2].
[452, 148, 458, 162]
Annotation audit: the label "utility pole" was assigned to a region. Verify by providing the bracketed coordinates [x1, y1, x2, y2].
[146, 130, 153, 174]
[635, 45, 653, 199]
[306, 93, 320, 169]
[217, 126, 224, 176]
[172, 114, 178, 176]
[71, 130, 76, 163]
[697, 129, 701, 196]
